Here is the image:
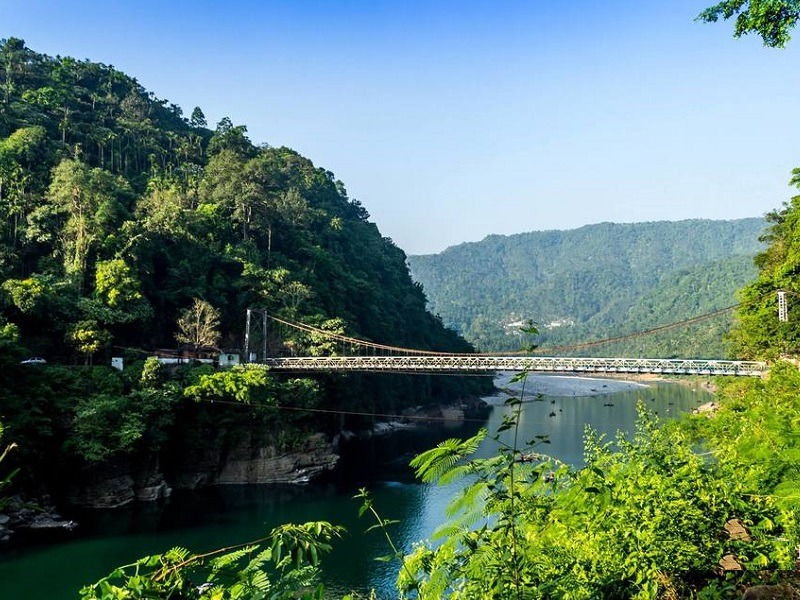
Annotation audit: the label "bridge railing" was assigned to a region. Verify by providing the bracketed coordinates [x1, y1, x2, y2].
[260, 356, 768, 377]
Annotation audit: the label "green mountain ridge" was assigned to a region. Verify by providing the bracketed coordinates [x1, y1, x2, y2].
[408, 219, 765, 356]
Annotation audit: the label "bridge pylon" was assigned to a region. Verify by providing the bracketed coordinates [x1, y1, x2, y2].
[244, 308, 268, 363]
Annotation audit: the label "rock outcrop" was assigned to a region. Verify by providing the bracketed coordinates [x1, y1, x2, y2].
[1, 495, 77, 541]
[215, 433, 339, 485]
[61, 434, 339, 507]
[742, 584, 800, 599]
[402, 397, 491, 426]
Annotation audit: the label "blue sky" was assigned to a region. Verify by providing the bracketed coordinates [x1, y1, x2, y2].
[3, 1, 800, 254]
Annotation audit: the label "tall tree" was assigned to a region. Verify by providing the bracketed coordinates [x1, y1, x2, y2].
[207, 117, 254, 158]
[0, 37, 37, 106]
[0, 125, 49, 247]
[36, 159, 132, 286]
[189, 106, 206, 128]
[175, 298, 221, 353]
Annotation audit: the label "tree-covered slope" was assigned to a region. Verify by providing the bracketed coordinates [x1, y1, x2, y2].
[0, 38, 490, 500]
[0, 36, 480, 359]
[408, 219, 764, 355]
[730, 191, 800, 359]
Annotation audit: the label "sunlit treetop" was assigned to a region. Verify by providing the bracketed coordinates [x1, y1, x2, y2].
[698, 0, 800, 47]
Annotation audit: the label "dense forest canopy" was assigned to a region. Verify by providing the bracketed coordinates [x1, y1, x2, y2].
[408, 219, 765, 357]
[0, 36, 476, 361]
[0, 37, 490, 501]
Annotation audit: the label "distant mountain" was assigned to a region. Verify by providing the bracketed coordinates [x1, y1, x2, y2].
[407, 219, 765, 357]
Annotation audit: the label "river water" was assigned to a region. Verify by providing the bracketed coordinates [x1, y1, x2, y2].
[0, 374, 710, 599]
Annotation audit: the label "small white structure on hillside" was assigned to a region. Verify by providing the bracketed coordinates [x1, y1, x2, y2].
[218, 352, 241, 367]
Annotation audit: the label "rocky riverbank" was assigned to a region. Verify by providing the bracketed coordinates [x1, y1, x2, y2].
[0, 495, 77, 543]
[62, 433, 341, 510]
[0, 390, 488, 543]
[0, 433, 341, 541]
[335, 395, 492, 440]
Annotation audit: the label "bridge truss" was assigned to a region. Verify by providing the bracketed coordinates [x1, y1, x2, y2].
[259, 314, 769, 376]
[262, 355, 767, 377]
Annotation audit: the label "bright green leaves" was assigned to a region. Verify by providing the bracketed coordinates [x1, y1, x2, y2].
[409, 429, 487, 484]
[68, 392, 146, 462]
[66, 365, 180, 461]
[66, 319, 111, 363]
[2, 274, 53, 314]
[79, 522, 342, 600]
[390, 380, 800, 599]
[688, 362, 800, 564]
[94, 258, 144, 309]
[184, 365, 272, 404]
[698, 0, 800, 47]
[1, 274, 80, 324]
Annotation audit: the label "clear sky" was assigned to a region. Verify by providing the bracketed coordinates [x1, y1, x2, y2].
[3, 1, 799, 254]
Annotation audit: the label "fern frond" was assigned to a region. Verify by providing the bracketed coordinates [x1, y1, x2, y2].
[163, 547, 191, 563]
[446, 481, 488, 520]
[410, 429, 487, 483]
[209, 546, 255, 572]
[245, 547, 273, 571]
[248, 569, 271, 592]
[437, 464, 472, 486]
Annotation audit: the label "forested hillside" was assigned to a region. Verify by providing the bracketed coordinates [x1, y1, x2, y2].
[408, 219, 764, 356]
[730, 193, 800, 359]
[0, 38, 489, 502]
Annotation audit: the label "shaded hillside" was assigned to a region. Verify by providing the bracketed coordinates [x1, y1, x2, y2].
[408, 220, 764, 356]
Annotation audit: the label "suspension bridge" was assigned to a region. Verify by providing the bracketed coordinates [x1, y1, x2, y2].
[246, 311, 769, 377]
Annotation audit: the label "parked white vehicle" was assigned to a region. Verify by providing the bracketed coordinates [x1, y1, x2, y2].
[20, 357, 47, 364]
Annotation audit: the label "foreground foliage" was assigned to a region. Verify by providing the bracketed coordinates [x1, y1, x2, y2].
[698, 0, 800, 48]
[391, 367, 800, 599]
[80, 521, 343, 600]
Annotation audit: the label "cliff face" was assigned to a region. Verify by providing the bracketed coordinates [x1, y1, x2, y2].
[66, 434, 338, 508]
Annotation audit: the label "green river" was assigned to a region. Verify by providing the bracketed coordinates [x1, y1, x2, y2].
[0, 375, 710, 599]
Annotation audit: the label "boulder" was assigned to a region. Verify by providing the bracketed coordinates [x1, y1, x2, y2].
[67, 474, 135, 508]
[742, 585, 800, 599]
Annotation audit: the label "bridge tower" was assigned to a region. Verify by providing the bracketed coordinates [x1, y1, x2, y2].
[778, 290, 789, 323]
[244, 308, 268, 363]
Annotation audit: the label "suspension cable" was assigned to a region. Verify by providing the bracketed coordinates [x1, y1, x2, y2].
[268, 288, 779, 357]
[270, 306, 737, 357]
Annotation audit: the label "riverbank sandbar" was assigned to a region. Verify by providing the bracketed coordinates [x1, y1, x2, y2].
[483, 373, 648, 405]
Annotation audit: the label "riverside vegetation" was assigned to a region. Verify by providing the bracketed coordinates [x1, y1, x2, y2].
[6, 2, 800, 596]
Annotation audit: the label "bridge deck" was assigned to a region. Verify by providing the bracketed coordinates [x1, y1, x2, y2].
[261, 356, 767, 377]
